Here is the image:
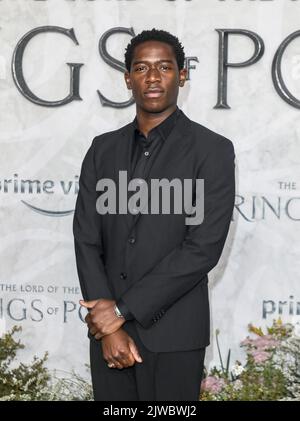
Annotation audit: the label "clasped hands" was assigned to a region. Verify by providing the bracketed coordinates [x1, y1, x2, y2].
[80, 298, 125, 340]
[80, 298, 143, 370]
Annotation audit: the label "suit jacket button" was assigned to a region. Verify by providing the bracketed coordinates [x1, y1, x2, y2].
[120, 272, 127, 280]
[128, 237, 136, 244]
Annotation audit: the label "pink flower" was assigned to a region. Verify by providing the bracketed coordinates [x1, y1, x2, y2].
[251, 336, 279, 350]
[201, 376, 226, 394]
[249, 350, 270, 364]
[241, 334, 279, 351]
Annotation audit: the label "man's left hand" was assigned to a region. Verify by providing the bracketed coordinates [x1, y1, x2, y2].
[80, 298, 125, 340]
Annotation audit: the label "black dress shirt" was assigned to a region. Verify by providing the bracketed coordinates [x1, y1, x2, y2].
[116, 106, 181, 321]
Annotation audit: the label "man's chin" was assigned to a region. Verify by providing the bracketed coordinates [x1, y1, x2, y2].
[139, 101, 171, 114]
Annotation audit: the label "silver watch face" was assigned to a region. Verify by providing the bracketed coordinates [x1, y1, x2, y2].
[114, 305, 122, 317]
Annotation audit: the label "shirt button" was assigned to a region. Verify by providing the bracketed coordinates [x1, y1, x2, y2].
[128, 237, 136, 244]
[120, 272, 127, 280]
[144, 151, 150, 157]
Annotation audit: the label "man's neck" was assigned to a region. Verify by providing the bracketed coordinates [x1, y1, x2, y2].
[135, 105, 177, 138]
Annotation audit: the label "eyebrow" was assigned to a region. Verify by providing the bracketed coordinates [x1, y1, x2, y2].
[132, 59, 174, 65]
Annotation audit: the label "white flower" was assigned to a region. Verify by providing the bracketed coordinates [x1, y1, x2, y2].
[231, 363, 245, 377]
[233, 379, 243, 390]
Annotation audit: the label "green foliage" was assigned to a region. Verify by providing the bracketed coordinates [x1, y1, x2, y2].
[0, 325, 93, 401]
[46, 368, 94, 401]
[200, 319, 299, 401]
[0, 326, 50, 400]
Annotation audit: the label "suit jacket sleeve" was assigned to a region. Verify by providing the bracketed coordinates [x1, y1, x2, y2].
[120, 136, 235, 329]
[73, 136, 113, 302]
[116, 297, 134, 321]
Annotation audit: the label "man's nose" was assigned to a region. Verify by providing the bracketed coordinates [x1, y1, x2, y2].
[146, 67, 161, 83]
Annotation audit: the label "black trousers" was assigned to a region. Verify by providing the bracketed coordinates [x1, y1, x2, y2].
[89, 321, 206, 401]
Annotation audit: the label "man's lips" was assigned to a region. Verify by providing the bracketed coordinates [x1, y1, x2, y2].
[144, 90, 164, 98]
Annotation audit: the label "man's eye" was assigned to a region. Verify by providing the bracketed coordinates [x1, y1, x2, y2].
[161, 65, 170, 70]
[135, 66, 146, 71]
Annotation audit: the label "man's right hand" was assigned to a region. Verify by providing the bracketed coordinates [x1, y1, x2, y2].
[101, 328, 143, 370]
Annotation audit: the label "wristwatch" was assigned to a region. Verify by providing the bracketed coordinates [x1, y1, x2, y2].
[114, 304, 124, 318]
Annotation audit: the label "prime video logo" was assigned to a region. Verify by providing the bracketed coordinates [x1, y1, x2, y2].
[262, 295, 300, 320]
[95, 171, 204, 226]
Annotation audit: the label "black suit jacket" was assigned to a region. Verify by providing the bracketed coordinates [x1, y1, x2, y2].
[73, 109, 235, 352]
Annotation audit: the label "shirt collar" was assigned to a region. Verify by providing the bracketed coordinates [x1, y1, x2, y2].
[133, 105, 180, 141]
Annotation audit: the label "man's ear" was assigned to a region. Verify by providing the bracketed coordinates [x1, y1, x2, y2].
[124, 71, 132, 90]
[179, 68, 187, 87]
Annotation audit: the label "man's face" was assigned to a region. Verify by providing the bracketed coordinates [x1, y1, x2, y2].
[124, 40, 187, 113]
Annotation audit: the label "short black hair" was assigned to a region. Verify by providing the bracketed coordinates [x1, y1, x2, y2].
[124, 28, 185, 72]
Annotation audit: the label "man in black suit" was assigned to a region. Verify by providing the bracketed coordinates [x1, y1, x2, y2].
[73, 28, 235, 401]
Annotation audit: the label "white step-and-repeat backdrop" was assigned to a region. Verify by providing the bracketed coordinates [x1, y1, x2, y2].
[0, 0, 299, 380]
